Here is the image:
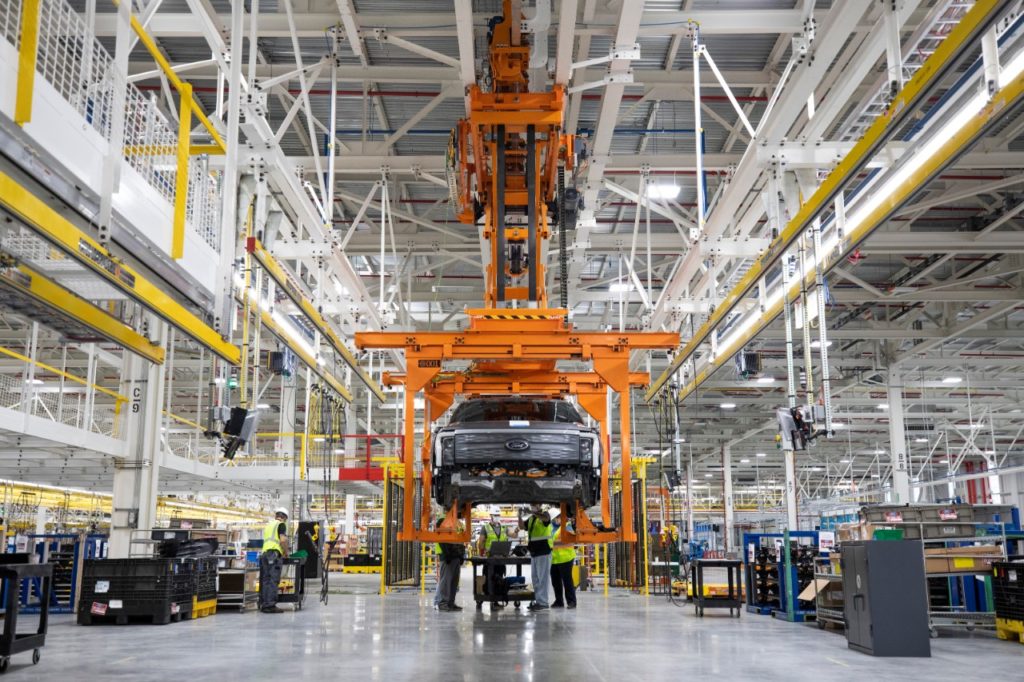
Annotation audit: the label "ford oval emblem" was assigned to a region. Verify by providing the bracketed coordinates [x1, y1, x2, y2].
[505, 438, 530, 451]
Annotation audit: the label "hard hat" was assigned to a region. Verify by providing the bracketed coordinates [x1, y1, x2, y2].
[274, 507, 290, 518]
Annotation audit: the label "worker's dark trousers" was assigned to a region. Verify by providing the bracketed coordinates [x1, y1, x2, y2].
[259, 550, 283, 609]
[434, 557, 462, 606]
[551, 561, 576, 606]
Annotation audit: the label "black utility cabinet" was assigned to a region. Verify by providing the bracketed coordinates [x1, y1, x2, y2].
[840, 540, 930, 657]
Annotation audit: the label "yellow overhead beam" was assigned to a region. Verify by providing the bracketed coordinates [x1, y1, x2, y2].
[669, 64, 1024, 405]
[0, 263, 165, 365]
[247, 237, 386, 402]
[647, 0, 1008, 401]
[249, 301, 354, 402]
[14, 0, 40, 125]
[0, 171, 239, 365]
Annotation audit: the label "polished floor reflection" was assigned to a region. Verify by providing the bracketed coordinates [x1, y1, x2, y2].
[26, 572, 1021, 680]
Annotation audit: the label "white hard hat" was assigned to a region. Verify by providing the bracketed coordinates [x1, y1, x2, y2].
[274, 507, 290, 518]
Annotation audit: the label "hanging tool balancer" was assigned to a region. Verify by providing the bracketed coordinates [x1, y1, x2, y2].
[446, 0, 574, 308]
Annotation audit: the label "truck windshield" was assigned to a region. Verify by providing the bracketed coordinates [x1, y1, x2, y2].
[451, 399, 582, 424]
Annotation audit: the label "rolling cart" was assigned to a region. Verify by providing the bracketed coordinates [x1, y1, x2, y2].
[0, 561, 53, 673]
[468, 556, 533, 609]
[690, 559, 743, 617]
[277, 557, 307, 611]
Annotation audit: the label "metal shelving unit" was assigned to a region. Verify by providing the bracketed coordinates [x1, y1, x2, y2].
[813, 556, 844, 630]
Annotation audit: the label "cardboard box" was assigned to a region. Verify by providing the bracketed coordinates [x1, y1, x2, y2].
[924, 545, 1002, 574]
[475, 576, 485, 594]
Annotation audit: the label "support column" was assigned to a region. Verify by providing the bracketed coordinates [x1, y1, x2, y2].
[34, 506, 46, 535]
[279, 374, 296, 461]
[784, 450, 798, 531]
[110, 317, 168, 558]
[344, 494, 356, 536]
[887, 366, 911, 503]
[723, 444, 734, 553]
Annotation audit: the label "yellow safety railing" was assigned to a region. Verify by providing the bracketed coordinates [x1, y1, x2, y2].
[116, 1, 226, 259]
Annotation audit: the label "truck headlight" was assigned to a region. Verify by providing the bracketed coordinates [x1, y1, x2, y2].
[580, 434, 600, 468]
[441, 436, 454, 465]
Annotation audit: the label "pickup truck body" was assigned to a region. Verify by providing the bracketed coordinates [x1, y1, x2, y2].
[430, 397, 601, 507]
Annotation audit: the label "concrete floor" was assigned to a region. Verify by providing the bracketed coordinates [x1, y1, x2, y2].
[20, 572, 1021, 680]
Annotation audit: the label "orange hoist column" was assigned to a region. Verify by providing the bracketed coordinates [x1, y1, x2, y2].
[356, 0, 677, 546]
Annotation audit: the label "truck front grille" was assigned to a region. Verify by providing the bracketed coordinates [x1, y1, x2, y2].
[453, 431, 581, 465]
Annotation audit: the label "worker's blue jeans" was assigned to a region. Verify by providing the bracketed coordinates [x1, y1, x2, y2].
[531, 554, 552, 606]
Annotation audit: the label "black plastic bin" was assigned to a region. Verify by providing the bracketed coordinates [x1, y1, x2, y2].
[78, 559, 197, 625]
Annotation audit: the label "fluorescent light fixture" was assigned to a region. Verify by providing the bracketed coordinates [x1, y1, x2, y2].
[870, 474, 880, 479]
[873, 449, 886, 455]
[647, 183, 681, 200]
[256, 403, 271, 409]
[756, 376, 776, 384]
[983, 449, 995, 455]
[811, 467, 822, 472]
[704, 473, 713, 478]
[839, 459, 850, 464]
[740, 458, 750, 463]
[941, 377, 962, 384]
[609, 282, 632, 293]
[313, 437, 325, 443]
[24, 379, 43, 385]
[877, 404, 889, 410]
[969, 423, 984, 429]
[810, 340, 832, 348]
[832, 421, 845, 429]
[720, 402, 736, 409]
[914, 437, 928, 443]
[334, 449, 345, 454]
[756, 452, 767, 458]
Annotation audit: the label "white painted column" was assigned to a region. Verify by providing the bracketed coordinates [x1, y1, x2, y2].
[34, 506, 47, 535]
[887, 366, 911, 503]
[109, 317, 167, 558]
[723, 444, 735, 553]
[279, 374, 296, 460]
[344, 494, 356, 536]
[784, 450, 798, 531]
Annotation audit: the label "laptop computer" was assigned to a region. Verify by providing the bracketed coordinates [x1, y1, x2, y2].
[488, 541, 512, 557]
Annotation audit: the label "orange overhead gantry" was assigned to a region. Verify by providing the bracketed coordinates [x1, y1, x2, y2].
[355, 1, 677, 546]
[357, 310, 677, 546]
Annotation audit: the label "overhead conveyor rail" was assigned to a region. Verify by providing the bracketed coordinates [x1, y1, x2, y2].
[0, 262, 164, 364]
[246, 237, 386, 402]
[646, 0, 1012, 402]
[0, 171, 240, 365]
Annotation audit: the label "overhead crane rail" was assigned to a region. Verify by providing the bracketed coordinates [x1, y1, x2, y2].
[245, 237, 385, 402]
[0, 171, 239, 365]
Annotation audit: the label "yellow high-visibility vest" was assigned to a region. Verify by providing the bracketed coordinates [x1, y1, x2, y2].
[551, 528, 577, 565]
[262, 519, 283, 554]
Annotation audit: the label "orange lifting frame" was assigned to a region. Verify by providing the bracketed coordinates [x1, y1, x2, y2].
[355, 310, 678, 545]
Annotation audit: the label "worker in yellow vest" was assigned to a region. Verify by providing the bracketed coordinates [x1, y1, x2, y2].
[519, 506, 552, 611]
[476, 512, 509, 608]
[259, 507, 290, 614]
[550, 518, 577, 609]
[433, 515, 467, 612]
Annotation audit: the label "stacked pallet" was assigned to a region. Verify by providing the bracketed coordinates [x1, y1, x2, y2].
[78, 559, 197, 625]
